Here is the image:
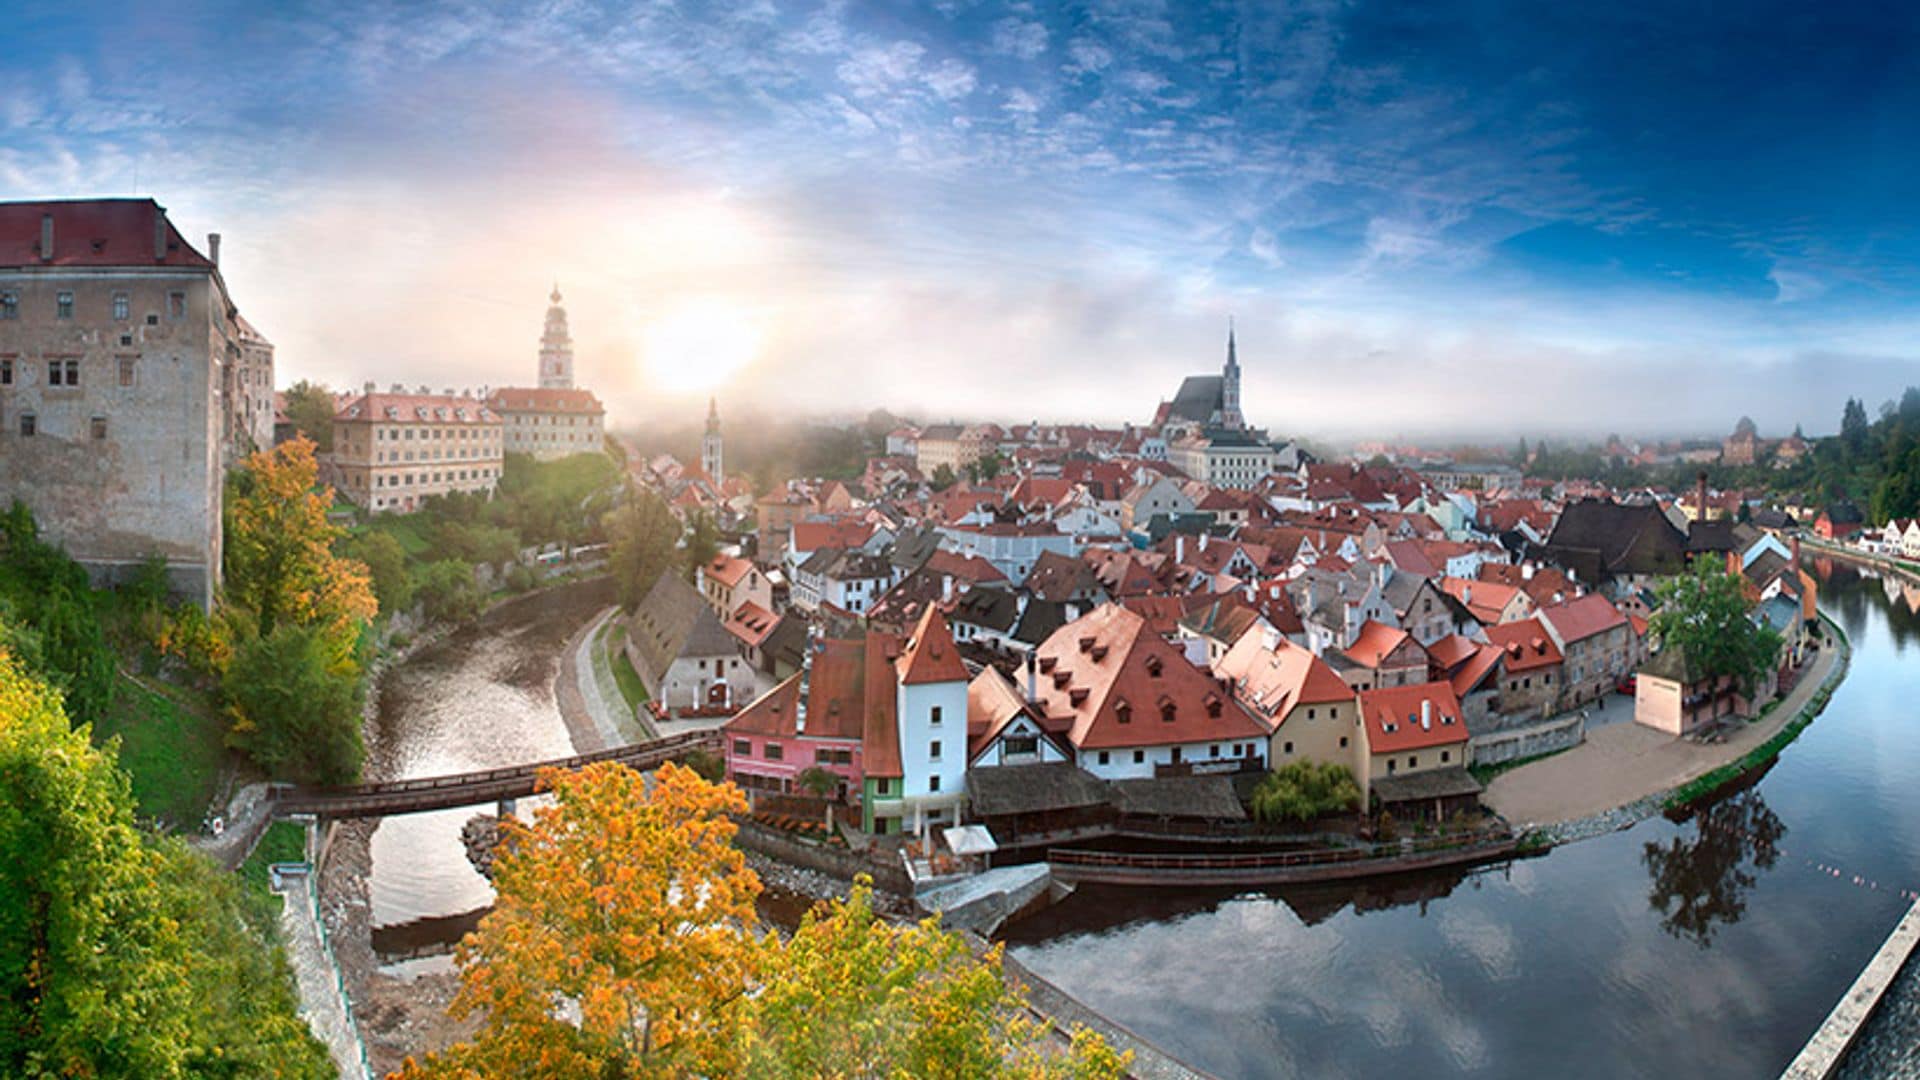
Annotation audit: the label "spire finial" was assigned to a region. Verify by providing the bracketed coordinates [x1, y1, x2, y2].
[550, 282, 561, 305]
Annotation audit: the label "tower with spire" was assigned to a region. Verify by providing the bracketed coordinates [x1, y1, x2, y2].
[1219, 319, 1244, 430]
[701, 396, 724, 482]
[538, 284, 574, 389]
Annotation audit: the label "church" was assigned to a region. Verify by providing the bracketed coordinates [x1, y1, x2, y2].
[1152, 327, 1281, 490]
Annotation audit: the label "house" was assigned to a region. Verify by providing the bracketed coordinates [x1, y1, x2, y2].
[698, 553, 773, 620]
[1814, 503, 1865, 542]
[937, 521, 1080, 583]
[790, 547, 896, 615]
[1439, 576, 1534, 627]
[1335, 620, 1428, 691]
[1538, 594, 1632, 708]
[1634, 647, 1756, 736]
[914, 423, 987, 476]
[1541, 498, 1689, 592]
[1383, 570, 1474, 646]
[1023, 549, 1110, 606]
[784, 518, 883, 581]
[966, 664, 1076, 768]
[1176, 594, 1270, 669]
[1118, 474, 1195, 532]
[723, 633, 868, 802]
[625, 573, 754, 715]
[1024, 604, 1269, 781]
[1354, 681, 1479, 820]
[866, 607, 973, 835]
[330, 386, 505, 514]
[485, 385, 605, 461]
[1482, 618, 1566, 722]
[1214, 626, 1363, 778]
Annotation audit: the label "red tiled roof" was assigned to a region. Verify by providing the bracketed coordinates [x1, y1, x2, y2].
[335, 392, 499, 424]
[1539, 593, 1627, 644]
[705, 554, 755, 589]
[485, 387, 605, 413]
[1424, 633, 1479, 672]
[895, 607, 968, 686]
[1448, 645, 1504, 698]
[1440, 576, 1523, 625]
[790, 520, 875, 553]
[1344, 619, 1415, 670]
[923, 548, 1008, 585]
[862, 631, 905, 778]
[1032, 604, 1265, 750]
[1358, 681, 1469, 753]
[1482, 618, 1564, 673]
[723, 601, 780, 648]
[1214, 627, 1353, 728]
[0, 199, 213, 269]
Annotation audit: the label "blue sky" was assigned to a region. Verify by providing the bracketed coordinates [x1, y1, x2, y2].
[6, 0, 1920, 438]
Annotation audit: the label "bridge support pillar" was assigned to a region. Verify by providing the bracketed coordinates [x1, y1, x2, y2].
[497, 798, 517, 820]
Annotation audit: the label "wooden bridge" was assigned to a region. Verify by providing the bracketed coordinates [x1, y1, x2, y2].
[273, 731, 723, 820]
[1047, 831, 1517, 887]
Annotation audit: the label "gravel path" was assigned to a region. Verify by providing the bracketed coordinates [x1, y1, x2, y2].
[274, 867, 371, 1080]
[1838, 948, 1920, 1079]
[1486, 638, 1842, 829]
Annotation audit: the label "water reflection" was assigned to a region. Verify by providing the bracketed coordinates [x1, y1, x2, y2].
[1643, 785, 1786, 948]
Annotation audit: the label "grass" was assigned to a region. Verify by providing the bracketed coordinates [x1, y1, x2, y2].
[239, 821, 309, 894]
[1469, 744, 1573, 786]
[1663, 650, 1844, 809]
[609, 630, 650, 713]
[93, 673, 228, 830]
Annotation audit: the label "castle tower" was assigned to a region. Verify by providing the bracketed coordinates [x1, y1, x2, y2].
[702, 396, 724, 482]
[538, 284, 574, 389]
[1220, 319, 1244, 430]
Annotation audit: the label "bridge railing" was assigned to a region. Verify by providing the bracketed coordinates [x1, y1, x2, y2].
[1048, 828, 1513, 871]
[294, 731, 720, 800]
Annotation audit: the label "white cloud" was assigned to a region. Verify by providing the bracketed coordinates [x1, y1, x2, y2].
[922, 58, 977, 101]
[1064, 38, 1113, 75]
[1769, 263, 1828, 303]
[991, 17, 1050, 60]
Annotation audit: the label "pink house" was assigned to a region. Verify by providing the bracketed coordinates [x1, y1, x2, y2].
[722, 632, 895, 804]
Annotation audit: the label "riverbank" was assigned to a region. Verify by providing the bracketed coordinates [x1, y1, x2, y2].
[1486, 617, 1849, 843]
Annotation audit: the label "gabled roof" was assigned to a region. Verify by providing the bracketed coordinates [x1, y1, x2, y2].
[0, 198, 214, 269]
[1358, 681, 1469, 753]
[336, 391, 499, 424]
[790, 519, 876, 554]
[1483, 618, 1565, 673]
[629, 574, 738, 675]
[1423, 633, 1480, 673]
[896, 607, 968, 686]
[1447, 645, 1504, 698]
[1539, 593, 1628, 645]
[1344, 620, 1416, 670]
[723, 601, 781, 648]
[1214, 626, 1353, 728]
[966, 666, 1075, 762]
[485, 387, 605, 413]
[950, 586, 1021, 634]
[704, 554, 757, 589]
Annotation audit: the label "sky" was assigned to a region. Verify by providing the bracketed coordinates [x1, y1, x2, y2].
[6, 0, 1920, 440]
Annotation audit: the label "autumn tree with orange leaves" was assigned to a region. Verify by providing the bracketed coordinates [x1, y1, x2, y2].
[399, 761, 1128, 1080]
[222, 437, 378, 783]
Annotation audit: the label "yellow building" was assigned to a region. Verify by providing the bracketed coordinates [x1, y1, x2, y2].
[332, 385, 503, 514]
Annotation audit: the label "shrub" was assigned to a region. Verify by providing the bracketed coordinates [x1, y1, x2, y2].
[1249, 761, 1362, 824]
[224, 624, 364, 785]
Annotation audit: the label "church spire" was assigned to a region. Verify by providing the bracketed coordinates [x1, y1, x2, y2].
[702, 397, 724, 482]
[539, 284, 574, 389]
[1220, 318, 1243, 430]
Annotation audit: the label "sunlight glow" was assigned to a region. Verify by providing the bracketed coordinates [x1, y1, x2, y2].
[641, 299, 764, 393]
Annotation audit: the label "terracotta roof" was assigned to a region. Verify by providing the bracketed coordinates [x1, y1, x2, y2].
[1439, 576, 1524, 625]
[862, 631, 905, 777]
[335, 391, 499, 424]
[896, 607, 968, 686]
[485, 386, 604, 413]
[1424, 633, 1479, 673]
[1033, 605, 1265, 751]
[0, 198, 214, 269]
[1447, 645, 1504, 698]
[1214, 626, 1352, 728]
[1358, 681, 1470, 753]
[790, 520, 875, 553]
[1482, 618, 1564, 672]
[1343, 620, 1415, 670]
[723, 601, 781, 648]
[966, 666, 1073, 761]
[922, 548, 1008, 585]
[705, 554, 756, 589]
[1538, 593, 1627, 644]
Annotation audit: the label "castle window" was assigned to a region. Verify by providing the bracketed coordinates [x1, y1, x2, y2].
[0, 292, 15, 319]
[19, 413, 35, 437]
[0, 358, 10, 385]
[56, 292, 73, 319]
[118, 358, 135, 387]
[112, 293, 129, 320]
[90, 416, 107, 440]
[168, 292, 186, 320]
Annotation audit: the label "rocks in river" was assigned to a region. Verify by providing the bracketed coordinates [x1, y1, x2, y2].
[462, 814, 503, 879]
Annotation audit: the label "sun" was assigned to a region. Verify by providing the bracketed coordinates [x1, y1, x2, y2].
[641, 299, 763, 395]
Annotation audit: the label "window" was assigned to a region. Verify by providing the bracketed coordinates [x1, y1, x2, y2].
[118, 358, 135, 387]
[1160, 703, 1177, 724]
[146, 313, 158, 326]
[0, 358, 10, 385]
[928, 775, 940, 793]
[1340, 736, 1349, 748]
[929, 704, 943, 726]
[112, 293, 129, 320]
[1133, 749, 1145, 763]
[1441, 750, 1451, 763]
[733, 739, 750, 756]
[56, 292, 73, 318]
[1307, 707, 1316, 720]
[47, 359, 78, 387]
[1209, 744, 1220, 758]
[1284, 741, 1294, 754]
[90, 416, 107, 440]
[168, 291, 186, 320]
[929, 740, 942, 761]
[764, 743, 783, 761]
[1004, 735, 1038, 757]
[1115, 702, 1131, 724]
[1097, 750, 1110, 765]
[19, 413, 35, 437]
[1409, 755, 1419, 768]
[0, 292, 15, 319]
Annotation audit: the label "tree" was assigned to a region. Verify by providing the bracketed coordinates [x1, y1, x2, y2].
[224, 623, 365, 784]
[930, 464, 958, 491]
[397, 761, 762, 1079]
[414, 559, 484, 625]
[1249, 761, 1363, 823]
[795, 765, 839, 830]
[605, 490, 680, 609]
[340, 530, 413, 615]
[1648, 560, 1784, 695]
[399, 762, 1127, 1080]
[282, 380, 338, 452]
[225, 438, 376, 647]
[682, 510, 720, 581]
[0, 502, 115, 725]
[1841, 397, 1869, 457]
[0, 633, 331, 1076]
[1514, 436, 1530, 466]
[740, 880, 1130, 1079]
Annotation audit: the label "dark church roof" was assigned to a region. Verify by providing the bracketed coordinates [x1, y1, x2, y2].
[1165, 375, 1225, 424]
[1543, 499, 1687, 582]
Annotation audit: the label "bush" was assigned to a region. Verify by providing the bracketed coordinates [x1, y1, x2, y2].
[414, 559, 484, 625]
[224, 624, 365, 785]
[1249, 761, 1362, 824]
[504, 562, 537, 593]
[682, 747, 724, 783]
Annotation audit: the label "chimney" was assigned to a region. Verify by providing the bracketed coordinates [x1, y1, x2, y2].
[39, 213, 53, 261]
[153, 207, 168, 261]
[1176, 535, 1186, 564]
[1025, 652, 1038, 703]
[941, 575, 953, 604]
[1696, 470, 1709, 522]
[207, 232, 221, 266]
[1522, 563, 1535, 581]
[1200, 533, 1210, 551]
[1421, 699, 1431, 730]
[1462, 585, 1473, 604]
[363, 380, 375, 395]
[1791, 535, 1801, 567]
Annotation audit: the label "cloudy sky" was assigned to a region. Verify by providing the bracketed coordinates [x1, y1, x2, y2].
[7, 1, 1920, 439]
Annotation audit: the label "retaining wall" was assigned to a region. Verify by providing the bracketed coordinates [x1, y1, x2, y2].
[1471, 712, 1586, 766]
[732, 819, 913, 895]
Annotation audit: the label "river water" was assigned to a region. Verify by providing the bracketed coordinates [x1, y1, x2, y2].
[1005, 562, 1920, 1079]
[365, 582, 606, 934]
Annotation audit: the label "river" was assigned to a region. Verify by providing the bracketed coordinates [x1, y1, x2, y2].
[1005, 561, 1920, 1079]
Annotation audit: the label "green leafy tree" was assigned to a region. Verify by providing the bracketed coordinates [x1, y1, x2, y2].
[605, 490, 680, 609]
[340, 530, 413, 615]
[1648, 560, 1784, 695]
[415, 559, 485, 625]
[796, 765, 840, 830]
[0, 634, 332, 1077]
[0, 502, 116, 725]
[930, 464, 958, 491]
[682, 510, 721, 581]
[282, 379, 337, 452]
[1249, 761, 1363, 824]
[224, 623, 365, 784]
[1841, 397, 1869, 457]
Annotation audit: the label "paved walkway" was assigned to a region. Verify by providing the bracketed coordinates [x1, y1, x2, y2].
[555, 605, 651, 753]
[1485, 639, 1841, 828]
[274, 865, 370, 1080]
